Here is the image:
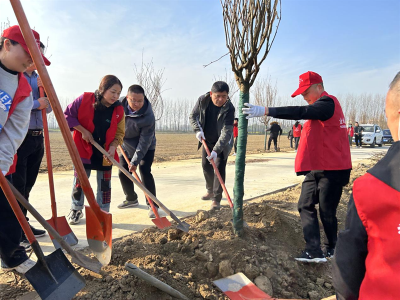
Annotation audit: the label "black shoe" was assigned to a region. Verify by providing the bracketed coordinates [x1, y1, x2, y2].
[20, 239, 32, 251]
[324, 247, 335, 259]
[117, 200, 139, 209]
[29, 225, 46, 238]
[295, 249, 327, 263]
[68, 209, 84, 225]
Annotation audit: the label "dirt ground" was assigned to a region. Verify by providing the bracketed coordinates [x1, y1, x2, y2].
[39, 131, 293, 173]
[0, 152, 385, 300]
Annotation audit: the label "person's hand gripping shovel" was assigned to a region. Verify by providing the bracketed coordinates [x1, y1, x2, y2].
[11, 3, 112, 266]
[196, 120, 248, 227]
[0, 170, 85, 300]
[91, 140, 189, 232]
[39, 86, 78, 249]
[118, 146, 171, 229]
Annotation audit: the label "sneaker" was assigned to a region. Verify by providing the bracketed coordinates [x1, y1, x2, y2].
[117, 200, 139, 209]
[148, 207, 158, 219]
[295, 250, 327, 263]
[324, 247, 335, 259]
[201, 193, 213, 200]
[29, 225, 46, 238]
[20, 239, 32, 251]
[68, 209, 83, 225]
[1, 259, 36, 274]
[210, 200, 221, 211]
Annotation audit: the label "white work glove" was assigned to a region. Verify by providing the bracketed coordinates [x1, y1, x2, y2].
[2, 170, 7, 176]
[242, 103, 266, 119]
[196, 131, 206, 142]
[206, 151, 217, 163]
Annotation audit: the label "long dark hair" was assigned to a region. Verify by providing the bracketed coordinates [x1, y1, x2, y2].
[93, 75, 122, 110]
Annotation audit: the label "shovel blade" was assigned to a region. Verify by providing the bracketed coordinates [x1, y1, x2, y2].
[152, 217, 171, 229]
[85, 206, 112, 265]
[25, 249, 85, 300]
[176, 221, 190, 233]
[46, 216, 78, 249]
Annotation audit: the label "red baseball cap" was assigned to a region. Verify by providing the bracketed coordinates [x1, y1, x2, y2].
[2, 25, 51, 66]
[291, 71, 322, 98]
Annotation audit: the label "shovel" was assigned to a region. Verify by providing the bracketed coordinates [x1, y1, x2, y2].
[118, 146, 171, 229]
[40, 86, 78, 249]
[0, 171, 85, 300]
[8, 180, 102, 273]
[213, 272, 304, 300]
[11, 0, 112, 266]
[92, 141, 190, 232]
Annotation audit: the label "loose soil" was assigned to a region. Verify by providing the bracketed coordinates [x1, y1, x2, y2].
[0, 152, 385, 300]
[39, 131, 292, 173]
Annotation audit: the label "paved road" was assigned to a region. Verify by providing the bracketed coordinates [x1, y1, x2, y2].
[25, 145, 389, 254]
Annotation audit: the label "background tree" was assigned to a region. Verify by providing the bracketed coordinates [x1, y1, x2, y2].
[253, 76, 278, 150]
[221, 0, 281, 236]
[134, 55, 166, 121]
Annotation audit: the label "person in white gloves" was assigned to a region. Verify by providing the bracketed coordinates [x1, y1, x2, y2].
[243, 71, 352, 263]
[189, 81, 235, 210]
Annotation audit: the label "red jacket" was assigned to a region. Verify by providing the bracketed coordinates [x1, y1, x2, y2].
[233, 124, 238, 138]
[353, 173, 400, 299]
[293, 124, 302, 137]
[72, 92, 123, 163]
[295, 92, 352, 172]
[347, 127, 354, 137]
[7, 73, 32, 175]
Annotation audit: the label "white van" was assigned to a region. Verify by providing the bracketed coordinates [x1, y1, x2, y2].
[360, 124, 383, 147]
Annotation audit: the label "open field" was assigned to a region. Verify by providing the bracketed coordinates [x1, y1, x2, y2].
[40, 131, 293, 172]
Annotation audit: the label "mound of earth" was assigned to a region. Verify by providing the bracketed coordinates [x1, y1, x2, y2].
[0, 152, 385, 300]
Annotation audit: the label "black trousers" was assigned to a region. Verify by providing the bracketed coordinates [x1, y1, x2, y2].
[289, 137, 293, 148]
[0, 175, 28, 267]
[118, 150, 157, 207]
[298, 170, 349, 252]
[294, 137, 300, 150]
[13, 134, 44, 218]
[201, 145, 228, 202]
[355, 134, 362, 146]
[268, 136, 277, 150]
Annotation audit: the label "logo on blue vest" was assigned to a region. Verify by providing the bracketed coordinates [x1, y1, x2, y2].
[0, 90, 12, 112]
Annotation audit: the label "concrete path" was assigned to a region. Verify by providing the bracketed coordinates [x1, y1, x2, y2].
[25, 145, 389, 255]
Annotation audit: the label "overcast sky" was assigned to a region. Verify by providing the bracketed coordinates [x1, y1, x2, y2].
[1, 0, 399, 104]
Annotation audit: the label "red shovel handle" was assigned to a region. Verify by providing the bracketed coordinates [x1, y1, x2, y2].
[118, 146, 160, 218]
[201, 139, 233, 208]
[40, 86, 57, 223]
[0, 170, 36, 244]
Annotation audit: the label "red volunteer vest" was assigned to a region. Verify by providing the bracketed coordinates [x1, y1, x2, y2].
[294, 92, 352, 172]
[353, 173, 400, 299]
[6, 73, 32, 175]
[293, 124, 302, 137]
[72, 92, 123, 163]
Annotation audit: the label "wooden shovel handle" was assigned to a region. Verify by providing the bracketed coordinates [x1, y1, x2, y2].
[0, 170, 36, 244]
[201, 139, 233, 208]
[40, 86, 57, 223]
[117, 146, 160, 218]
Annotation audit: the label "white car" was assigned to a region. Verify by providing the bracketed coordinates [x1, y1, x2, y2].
[360, 124, 383, 147]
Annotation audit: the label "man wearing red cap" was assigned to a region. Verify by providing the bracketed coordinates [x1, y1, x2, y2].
[0, 25, 50, 273]
[243, 71, 352, 263]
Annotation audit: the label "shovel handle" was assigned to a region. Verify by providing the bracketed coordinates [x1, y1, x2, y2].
[201, 139, 234, 209]
[92, 141, 183, 224]
[0, 170, 36, 244]
[40, 86, 57, 223]
[118, 146, 160, 219]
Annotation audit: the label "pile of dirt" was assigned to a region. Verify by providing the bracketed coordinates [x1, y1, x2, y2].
[0, 153, 385, 300]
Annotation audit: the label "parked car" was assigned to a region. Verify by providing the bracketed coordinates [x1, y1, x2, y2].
[382, 129, 393, 144]
[360, 124, 383, 147]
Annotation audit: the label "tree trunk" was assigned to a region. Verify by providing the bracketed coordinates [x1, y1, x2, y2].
[233, 82, 249, 236]
[264, 125, 268, 150]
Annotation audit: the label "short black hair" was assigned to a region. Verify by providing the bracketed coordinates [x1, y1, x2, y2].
[211, 81, 229, 94]
[39, 41, 45, 50]
[234, 118, 238, 121]
[0, 37, 18, 51]
[128, 84, 145, 95]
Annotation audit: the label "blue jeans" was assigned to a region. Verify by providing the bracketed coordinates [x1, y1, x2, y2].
[71, 168, 112, 212]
